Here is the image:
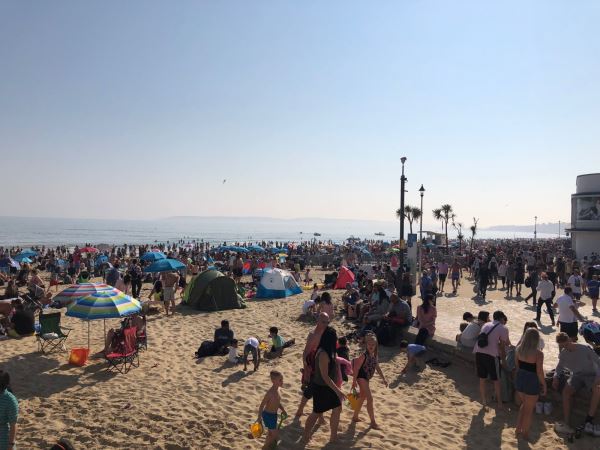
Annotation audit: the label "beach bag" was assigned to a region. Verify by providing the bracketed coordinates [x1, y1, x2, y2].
[524, 276, 531, 288]
[477, 323, 500, 348]
[375, 322, 394, 346]
[196, 340, 217, 358]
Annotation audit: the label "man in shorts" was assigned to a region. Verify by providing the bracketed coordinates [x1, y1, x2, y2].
[554, 287, 587, 341]
[450, 259, 462, 295]
[437, 260, 449, 294]
[553, 332, 600, 436]
[161, 270, 180, 316]
[473, 310, 511, 409]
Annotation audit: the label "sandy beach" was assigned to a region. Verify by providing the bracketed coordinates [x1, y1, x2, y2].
[0, 267, 596, 450]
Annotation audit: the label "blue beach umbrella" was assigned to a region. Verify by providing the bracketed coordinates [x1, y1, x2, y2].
[140, 251, 167, 262]
[248, 245, 265, 253]
[17, 250, 38, 258]
[95, 255, 109, 266]
[143, 258, 186, 273]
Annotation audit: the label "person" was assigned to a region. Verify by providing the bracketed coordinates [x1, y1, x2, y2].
[498, 260, 507, 289]
[514, 328, 546, 441]
[228, 339, 239, 363]
[28, 269, 45, 296]
[414, 294, 436, 346]
[161, 270, 179, 316]
[515, 259, 525, 297]
[295, 313, 330, 418]
[384, 294, 412, 330]
[399, 272, 414, 307]
[115, 273, 131, 295]
[336, 336, 350, 382]
[351, 333, 388, 428]
[420, 270, 432, 299]
[49, 438, 76, 450]
[400, 340, 427, 373]
[302, 326, 344, 444]
[505, 260, 515, 297]
[0, 370, 18, 450]
[437, 260, 449, 293]
[128, 259, 143, 298]
[342, 283, 359, 318]
[266, 326, 295, 358]
[555, 287, 587, 341]
[10, 301, 35, 336]
[568, 269, 585, 301]
[478, 263, 490, 299]
[553, 332, 600, 436]
[148, 277, 163, 304]
[517, 322, 545, 350]
[534, 272, 555, 325]
[473, 310, 511, 409]
[524, 268, 539, 305]
[587, 274, 600, 312]
[214, 320, 234, 353]
[457, 311, 489, 352]
[302, 297, 316, 317]
[257, 370, 287, 450]
[243, 337, 261, 371]
[105, 262, 121, 287]
[318, 292, 334, 319]
[450, 259, 462, 295]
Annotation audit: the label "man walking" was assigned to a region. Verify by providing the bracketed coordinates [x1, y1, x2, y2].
[535, 272, 555, 325]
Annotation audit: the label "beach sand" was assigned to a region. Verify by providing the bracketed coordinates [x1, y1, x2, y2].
[0, 270, 596, 449]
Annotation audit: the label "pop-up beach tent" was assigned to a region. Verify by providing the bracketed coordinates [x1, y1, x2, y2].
[334, 266, 355, 289]
[256, 268, 302, 299]
[183, 270, 245, 311]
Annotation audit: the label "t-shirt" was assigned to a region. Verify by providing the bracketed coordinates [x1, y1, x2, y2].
[271, 335, 285, 349]
[460, 322, 482, 348]
[214, 328, 234, 347]
[555, 344, 600, 377]
[407, 344, 426, 357]
[473, 321, 509, 357]
[537, 279, 555, 300]
[302, 300, 316, 315]
[587, 280, 600, 297]
[556, 294, 577, 323]
[568, 275, 584, 294]
[0, 389, 18, 448]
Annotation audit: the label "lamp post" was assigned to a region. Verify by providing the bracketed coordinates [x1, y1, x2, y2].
[534, 216, 537, 240]
[399, 157, 407, 273]
[419, 184, 425, 271]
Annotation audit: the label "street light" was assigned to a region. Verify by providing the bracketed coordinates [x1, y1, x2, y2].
[534, 216, 538, 240]
[419, 184, 425, 271]
[399, 157, 407, 273]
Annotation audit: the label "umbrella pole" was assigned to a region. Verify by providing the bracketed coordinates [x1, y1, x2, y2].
[87, 321, 90, 350]
[104, 319, 106, 342]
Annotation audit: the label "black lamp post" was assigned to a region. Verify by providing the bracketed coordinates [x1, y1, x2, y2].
[399, 157, 407, 272]
[419, 184, 425, 272]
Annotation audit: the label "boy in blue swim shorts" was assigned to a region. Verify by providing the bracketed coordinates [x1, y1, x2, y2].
[258, 370, 287, 449]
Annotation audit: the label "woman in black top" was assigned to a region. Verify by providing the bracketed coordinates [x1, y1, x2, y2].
[302, 326, 344, 445]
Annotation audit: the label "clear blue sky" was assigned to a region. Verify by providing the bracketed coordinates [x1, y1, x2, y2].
[1, 1, 599, 227]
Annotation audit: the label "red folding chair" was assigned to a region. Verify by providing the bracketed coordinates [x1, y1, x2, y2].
[105, 327, 139, 374]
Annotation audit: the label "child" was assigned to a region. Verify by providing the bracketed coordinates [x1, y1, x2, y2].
[243, 337, 261, 371]
[399, 340, 427, 373]
[228, 339, 239, 363]
[351, 333, 388, 428]
[258, 370, 287, 450]
[267, 327, 295, 358]
[304, 268, 311, 286]
[336, 336, 350, 382]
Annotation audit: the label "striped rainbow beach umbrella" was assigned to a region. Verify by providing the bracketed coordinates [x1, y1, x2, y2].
[54, 283, 114, 307]
[66, 288, 141, 349]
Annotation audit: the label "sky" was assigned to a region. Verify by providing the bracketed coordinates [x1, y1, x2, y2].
[1, 0, 599, 228]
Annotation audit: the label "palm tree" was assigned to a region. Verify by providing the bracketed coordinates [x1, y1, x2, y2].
[397, 206, 422, 235]
[452, 220, 464, 252]
[469, 217, 479, 256]
[433, 204, 454, 252]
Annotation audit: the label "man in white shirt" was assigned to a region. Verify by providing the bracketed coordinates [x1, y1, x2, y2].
[535, 272, 556, 325]
[555, 287, 587, 340]
[458, 311, 490, 351]
[568, 269, 585, 301]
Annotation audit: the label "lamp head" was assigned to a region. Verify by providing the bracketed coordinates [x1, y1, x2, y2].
[401, 157, 407, 164]
[419, 184, 425, 194]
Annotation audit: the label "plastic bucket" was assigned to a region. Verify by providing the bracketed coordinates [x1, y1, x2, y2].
[69, 347, 90, 366]
[250, 421, 263, 438]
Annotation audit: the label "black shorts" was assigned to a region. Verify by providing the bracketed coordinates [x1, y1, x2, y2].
[559, 321, 578, 338]
[233, 268, 243, 277]
[312, 384, 341, 414]
[475, 352, 499, 381]
[439, 274, 447, 282]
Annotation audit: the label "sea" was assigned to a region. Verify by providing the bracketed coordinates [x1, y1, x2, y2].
[0, 216, 558, 247]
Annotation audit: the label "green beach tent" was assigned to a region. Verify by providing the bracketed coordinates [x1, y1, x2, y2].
[184, 270, 245, 311]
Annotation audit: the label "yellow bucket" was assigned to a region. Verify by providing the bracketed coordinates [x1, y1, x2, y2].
[346, 389, 360, 412]
[250, 421, 263, 438]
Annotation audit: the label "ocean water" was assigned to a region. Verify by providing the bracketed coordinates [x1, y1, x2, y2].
[0, 216, 558, 247]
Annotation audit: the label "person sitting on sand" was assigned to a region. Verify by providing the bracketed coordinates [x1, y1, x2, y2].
[317, 292, 334, 319]
[214, 320, 234, 354]
[228, 339, 239, 363]
[351, 333, 388, 428]
[301, 297, 316, 318]
[265, 327, 295, 358]
[342, 283, 359, 317]
[243, 337, 261, 371]
[400, 340, 427, 373]
[258, 370, 287, 450]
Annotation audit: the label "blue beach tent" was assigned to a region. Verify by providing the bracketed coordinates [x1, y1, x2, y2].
[256, 268, 302, 299]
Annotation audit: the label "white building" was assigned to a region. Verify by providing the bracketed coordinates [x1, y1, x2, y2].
[568, 173, 600, 258]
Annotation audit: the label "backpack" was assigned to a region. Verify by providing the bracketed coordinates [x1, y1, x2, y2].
[477, 323, 500, 348]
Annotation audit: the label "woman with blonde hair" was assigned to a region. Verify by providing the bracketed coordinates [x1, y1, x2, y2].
[514, 328, 546, 440]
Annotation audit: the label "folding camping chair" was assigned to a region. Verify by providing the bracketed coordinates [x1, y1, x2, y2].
[36, 312, 72, 354]
[105, 327, 139, 374]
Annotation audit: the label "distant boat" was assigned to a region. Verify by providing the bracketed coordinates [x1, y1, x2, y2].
[314, 233, 321, 237]
[375, 232, 385, 236]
